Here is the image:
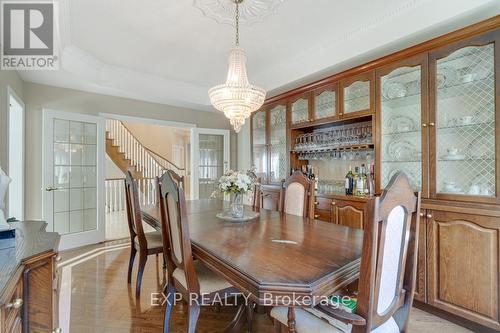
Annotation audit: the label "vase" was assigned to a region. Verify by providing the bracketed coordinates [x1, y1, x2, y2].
[230, 193, 244, 218]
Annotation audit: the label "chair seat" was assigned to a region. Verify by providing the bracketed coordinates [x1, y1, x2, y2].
[134, 231, 163, 250]
[270, 307, 399, 333]
[173, 261, 233, 295]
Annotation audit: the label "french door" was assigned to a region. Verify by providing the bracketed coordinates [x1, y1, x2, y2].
[190, 128, 230, 200]
[43, 110, 105, 250]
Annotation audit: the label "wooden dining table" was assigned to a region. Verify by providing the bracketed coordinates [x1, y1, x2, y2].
[141, 199, 364, 330]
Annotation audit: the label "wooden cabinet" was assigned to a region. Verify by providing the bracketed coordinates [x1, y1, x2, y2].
[260, 185, 282, 211]
[0, 269, 23, 333]
[426, 209, 500, 330]
[331, 199, 365, 229]
[429, 31, 500, 204]
[290, 93, 312, 126]
[414, 210, 427, 302]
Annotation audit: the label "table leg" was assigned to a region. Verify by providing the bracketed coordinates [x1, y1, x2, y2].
[287, 307, 296, 333]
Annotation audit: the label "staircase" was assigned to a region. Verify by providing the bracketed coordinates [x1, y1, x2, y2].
[105, 119, 186, 212]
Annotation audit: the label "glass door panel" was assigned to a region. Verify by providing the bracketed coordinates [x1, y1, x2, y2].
[380, 66, 423, 191]
[198, 134, 224, 199]
[435, 44, 495, 197]
[314, 88, 336, 120]
[291, 98, 309, 125]
[252, 110, 267, 183]
[269, 105, 287, 183]
[343, 80, 370, 114]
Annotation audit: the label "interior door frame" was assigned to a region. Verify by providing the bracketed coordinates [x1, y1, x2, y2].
[6, 85, 25, 220]
[190, 128, 230, 200]
[42, 109, 106, 250]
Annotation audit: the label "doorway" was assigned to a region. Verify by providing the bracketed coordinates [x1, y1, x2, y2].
[7, 87, 25, 221]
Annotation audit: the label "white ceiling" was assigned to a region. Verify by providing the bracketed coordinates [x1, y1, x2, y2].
[19, 0, 500, 111]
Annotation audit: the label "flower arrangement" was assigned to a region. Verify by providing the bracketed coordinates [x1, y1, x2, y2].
[214, 170, 253, 196]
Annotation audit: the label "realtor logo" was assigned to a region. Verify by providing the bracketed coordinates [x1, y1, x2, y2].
[1, 1, 59, 70]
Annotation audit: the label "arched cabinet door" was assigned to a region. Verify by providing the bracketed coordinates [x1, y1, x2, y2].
[340, 71, 375, 118]
[429, 30, 500, 204]
[251, 109, 268, 184]
[375, 54, 429, 197]
[268, 104, 287, 184]
[290, 93, 312, 126]
[427, 209, 500, 331]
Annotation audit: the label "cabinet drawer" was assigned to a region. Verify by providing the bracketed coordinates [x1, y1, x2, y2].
[315, 197, 332, 210]
[314, 209, 332, 222]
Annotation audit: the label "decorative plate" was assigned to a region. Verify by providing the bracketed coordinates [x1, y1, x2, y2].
[383, 82, 407, 99]
[468, 133, 494, 159]
[384, 115, 416, 134]
[216, 210, 259, 222]
[387, 140, 417, 161]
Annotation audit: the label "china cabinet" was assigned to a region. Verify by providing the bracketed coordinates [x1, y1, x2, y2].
[251, 102, 288, 185]
[429, 30, 500, 204]
[376, 54, 429, 196]
[290, 94, 311, 125]
[313, 84, 339, 122]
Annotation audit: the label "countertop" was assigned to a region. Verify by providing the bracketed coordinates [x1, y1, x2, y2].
[0, 221, 59, 298]
[315, 192, 373, 202]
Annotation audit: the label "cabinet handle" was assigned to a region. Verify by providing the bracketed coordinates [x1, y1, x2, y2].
[331, 202, 336, 205]
[419, 212, 424, 217]
[429, 122, 435, 127]
[314, 201, 319, 205]
[339, 113, 343, 116]
[422, 123, 427, 127]
[427, 214, 432, 219]
[6, 298, 23, 309]
[52, 329, 62, 333]
[314, 215, 319, 218]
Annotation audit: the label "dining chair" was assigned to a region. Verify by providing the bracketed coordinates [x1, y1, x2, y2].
[158, 170, 241, 333]
[243, 170, 261, 209]
[271, 171, 421, 333]
[279, 170, 314, 217]
[124, 170, 164, 298]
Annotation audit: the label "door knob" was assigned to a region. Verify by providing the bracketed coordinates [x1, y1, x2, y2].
[429, 122, 435, 127]
[45, 186, 59, 192]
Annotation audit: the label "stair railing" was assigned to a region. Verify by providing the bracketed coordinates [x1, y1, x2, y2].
[105, 119, 186, 178]
[105, 177, 158, 213]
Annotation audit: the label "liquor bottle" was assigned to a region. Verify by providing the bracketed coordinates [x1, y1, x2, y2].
[353, 167, 360, 196]
[367, 163, 375, 196]
[345, 165, 354, 195]
[356, 165, 366, 196]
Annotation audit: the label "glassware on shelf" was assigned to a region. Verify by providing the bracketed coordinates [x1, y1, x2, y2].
[293, 122, 373, 153]
[269, 105, 287, 183]
[435, 44, 496, 196]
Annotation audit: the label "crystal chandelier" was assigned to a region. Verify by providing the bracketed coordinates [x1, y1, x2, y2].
[208, 0, 266, 133]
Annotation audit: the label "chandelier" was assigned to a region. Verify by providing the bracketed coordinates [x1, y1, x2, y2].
[208, 0, 266, 133]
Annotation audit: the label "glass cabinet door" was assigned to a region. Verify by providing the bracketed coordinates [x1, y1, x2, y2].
[342, 72, 373, 116]
[291, 96, 310, 125]
[269, 104, 287, 183]
[314, 85, 337, 120]
[431, 37, 497, 202]
[379, 60, 425, 194]
[251, 110, 268, 183]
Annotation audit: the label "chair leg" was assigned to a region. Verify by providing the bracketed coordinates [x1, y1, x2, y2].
[186, 303, 200, 333]
[127, 247, 137, 284]
[246, 301, 255, 333]
[135, 253, 147, 298]
[163, 282, 176, 333]
[273, 318, 282, 333]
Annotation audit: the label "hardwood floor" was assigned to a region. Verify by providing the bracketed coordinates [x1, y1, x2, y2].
[63, 244, 473, 333]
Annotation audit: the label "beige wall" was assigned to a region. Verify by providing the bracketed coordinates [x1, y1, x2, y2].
[23, 82, 233, 220]
[237, 121, 251, 171]
[123, 122, 190, 169]
[0, 71, 24, 171]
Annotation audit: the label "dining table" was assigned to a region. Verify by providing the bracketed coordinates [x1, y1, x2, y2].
[141, 199, 364, 332]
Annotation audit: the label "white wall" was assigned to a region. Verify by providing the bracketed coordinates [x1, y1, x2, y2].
[237, 121, 251, 171]
[23, 82, 234, 220]
[0, 71, 23, 170]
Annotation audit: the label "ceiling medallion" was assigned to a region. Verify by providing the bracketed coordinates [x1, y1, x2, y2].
[208, 0, 266, 133]
[193, 0, 285, 27]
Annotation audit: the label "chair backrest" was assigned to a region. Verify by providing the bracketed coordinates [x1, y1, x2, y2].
[158, 170, 200, 293]
[243, 171, 261, 209]
[354, 172, 421, 333]
[124, 170, 147, 249]
[280, 171, 314, 217]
